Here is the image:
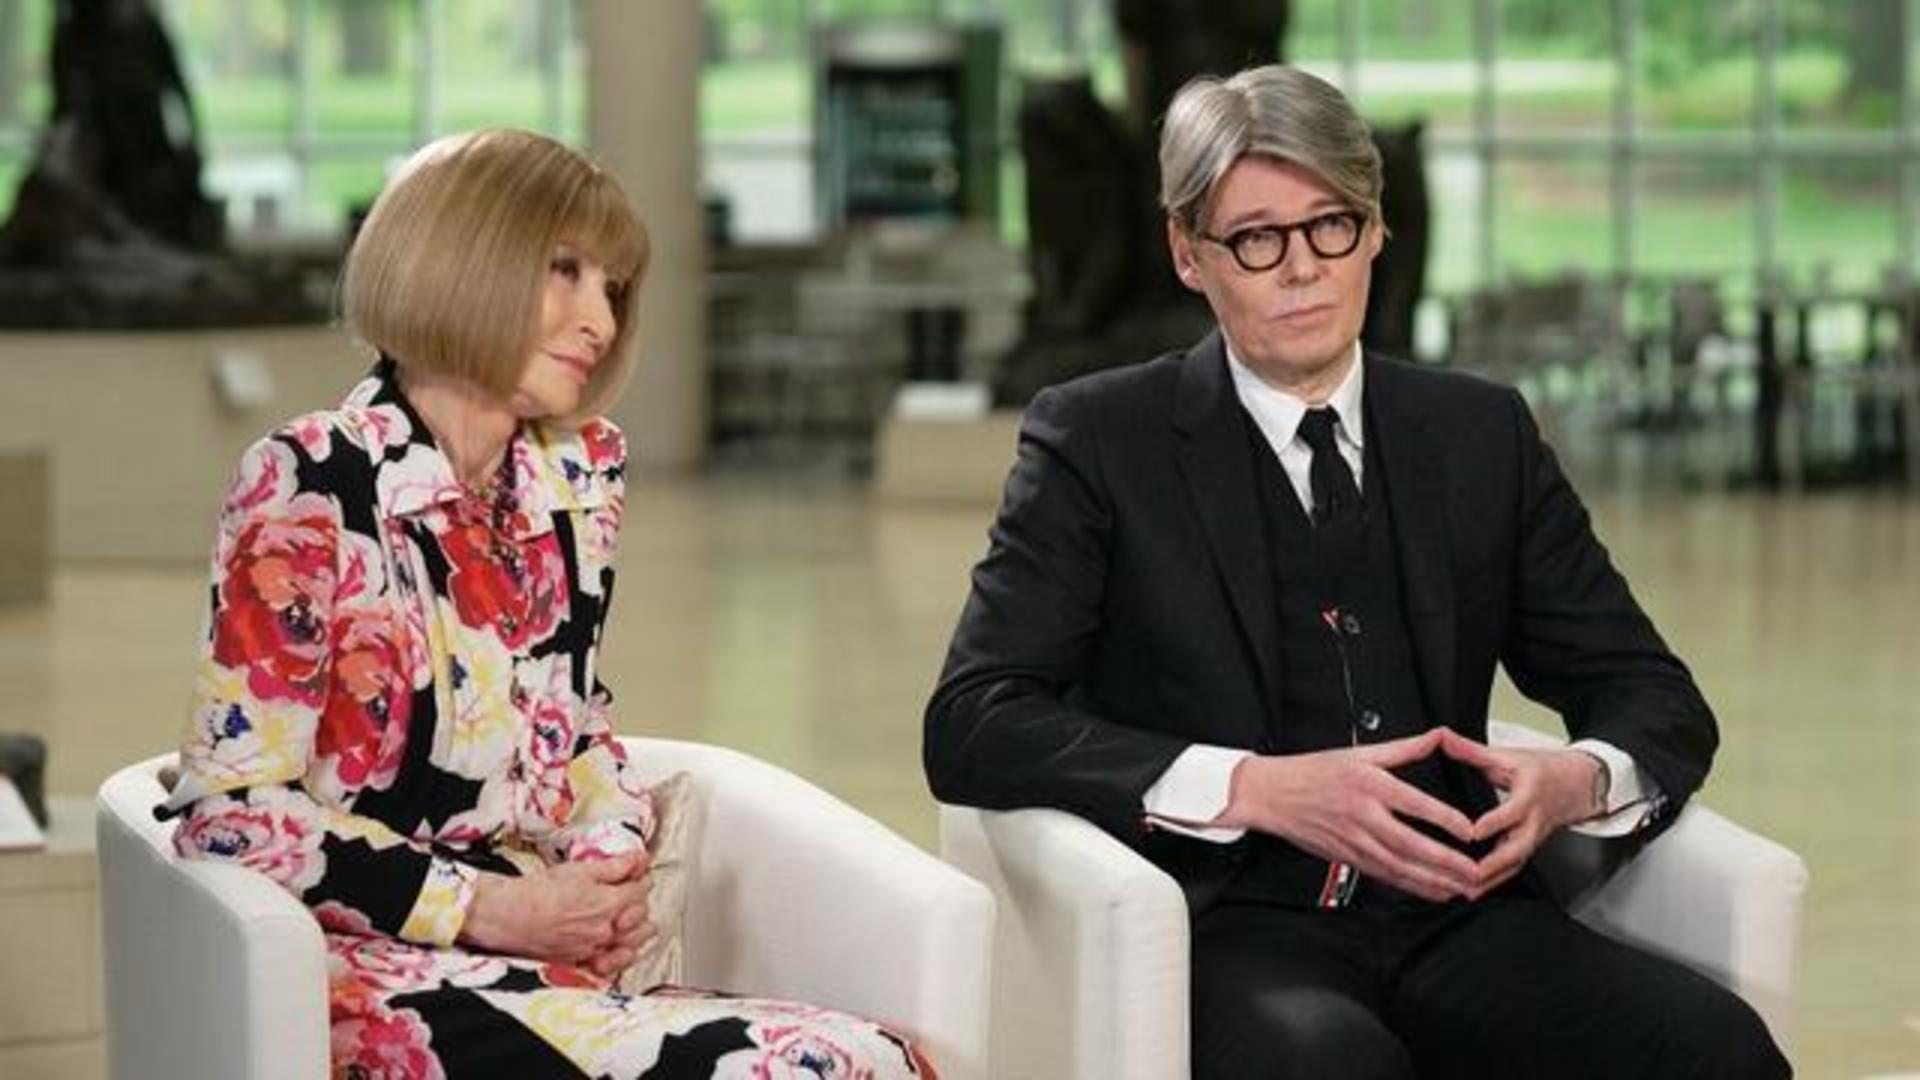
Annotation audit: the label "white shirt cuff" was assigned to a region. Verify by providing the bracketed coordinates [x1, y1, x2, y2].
[1567, 738, 1662, 838]
[1142, 744, 1251, 843]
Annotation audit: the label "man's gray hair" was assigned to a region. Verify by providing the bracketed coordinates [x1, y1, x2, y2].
[1159, 64, 1382, 233]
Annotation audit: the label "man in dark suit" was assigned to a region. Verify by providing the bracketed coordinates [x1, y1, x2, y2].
[924, 64, 1788, 1079]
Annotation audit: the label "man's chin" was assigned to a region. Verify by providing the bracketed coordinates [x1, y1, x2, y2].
[1241, 338, 1356, 386]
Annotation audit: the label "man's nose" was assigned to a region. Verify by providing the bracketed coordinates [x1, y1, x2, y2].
[1273, 237, 1323, 285]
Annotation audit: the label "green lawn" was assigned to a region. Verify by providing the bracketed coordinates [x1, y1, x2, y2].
[705, 59, 812, 135]
[1450, 168, 1898, 295]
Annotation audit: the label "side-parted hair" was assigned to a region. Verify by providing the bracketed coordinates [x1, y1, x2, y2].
[1159, 65, 1382, 235]
[342, 128, 649, 424]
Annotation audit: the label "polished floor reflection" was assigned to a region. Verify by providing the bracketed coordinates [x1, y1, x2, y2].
[3, 466, 1915, 1077]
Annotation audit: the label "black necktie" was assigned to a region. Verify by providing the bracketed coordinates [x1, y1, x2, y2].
[1297, 407, 1360, 527]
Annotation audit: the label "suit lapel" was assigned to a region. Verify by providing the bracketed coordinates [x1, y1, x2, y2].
[1172, 333, 1285, 727]
[1366, 354, 1459, 726]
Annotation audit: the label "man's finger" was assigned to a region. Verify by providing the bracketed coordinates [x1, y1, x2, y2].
[1436, 728, 1497, 765]
[1386, 867, 1458, 904]
[1366, 847, 1462, 904]
[1373, 813, 1479, 887]
[1345, 816, 1472, 900]
[1471, 787, 1533, 840]
[1380, 777, 1477, 843]
[1472, 824, 1533, 886]
[1357, 728, 1445, 767]
[1472, 861, 1525, 901]
[1439, 731, 1519, 785]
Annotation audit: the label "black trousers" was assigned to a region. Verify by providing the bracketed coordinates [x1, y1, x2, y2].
[1190, 885, 1791, 1080]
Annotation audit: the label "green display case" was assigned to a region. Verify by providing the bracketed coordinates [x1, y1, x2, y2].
[815, 21, 1001, 228]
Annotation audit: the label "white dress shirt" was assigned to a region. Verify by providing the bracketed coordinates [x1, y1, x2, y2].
[1142, 341, 1659, 841]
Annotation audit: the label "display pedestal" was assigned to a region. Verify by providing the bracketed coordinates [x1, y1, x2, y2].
[0, 447, 49, 605]
[873, 405, 1021, 503]
[0, 795, 103, 1080]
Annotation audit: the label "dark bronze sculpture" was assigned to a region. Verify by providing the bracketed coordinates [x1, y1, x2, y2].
[997, 0, 1431, 403]
[0, 733, 47, 829]
[1363, 120, 1430, 359]
[0, 0, 330, 328]
[1018, 75, 1138, 338]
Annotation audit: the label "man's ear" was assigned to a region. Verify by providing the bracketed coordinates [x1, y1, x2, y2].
[1167, 218, 1204, 292]
[1363, 217, 1386, 262]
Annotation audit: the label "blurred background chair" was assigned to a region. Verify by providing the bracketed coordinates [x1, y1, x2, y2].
[940, 719, 1809, 1080]
[1449, 273, 1631, 408]
[98, 736, 995, 1080]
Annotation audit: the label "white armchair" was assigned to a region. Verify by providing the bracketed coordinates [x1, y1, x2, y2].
[98, 737, 995, 1080]
[939, 720, 1808, 1080]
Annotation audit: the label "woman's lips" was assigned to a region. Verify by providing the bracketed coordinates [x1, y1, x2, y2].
[551, 352, 594, 383]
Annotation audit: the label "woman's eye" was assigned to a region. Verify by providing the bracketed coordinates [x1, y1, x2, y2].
[550, 256, 580, 280]
[603, 280, 624, 305]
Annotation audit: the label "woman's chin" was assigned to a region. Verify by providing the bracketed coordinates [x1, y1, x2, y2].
[510, 389, 573, 420]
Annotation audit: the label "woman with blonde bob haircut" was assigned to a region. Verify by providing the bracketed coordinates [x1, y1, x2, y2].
[343, 128, 644, 426]
[165, 129, 939, 1078]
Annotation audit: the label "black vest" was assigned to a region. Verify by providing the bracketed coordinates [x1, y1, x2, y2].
[1221, 410, 1469, 908]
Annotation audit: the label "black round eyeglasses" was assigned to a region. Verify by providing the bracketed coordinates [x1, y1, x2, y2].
[1200, 210, 1368, 273]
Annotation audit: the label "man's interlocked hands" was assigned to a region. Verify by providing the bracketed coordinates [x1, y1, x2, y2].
[1217, 727, 1607, 903]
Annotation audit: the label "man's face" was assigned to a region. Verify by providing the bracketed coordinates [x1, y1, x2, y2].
[1168, 156, 1382, 394]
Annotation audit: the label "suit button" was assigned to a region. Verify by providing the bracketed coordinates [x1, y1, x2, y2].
[1341, 614, 1363, 636]
[1358, 708, 1383, 732]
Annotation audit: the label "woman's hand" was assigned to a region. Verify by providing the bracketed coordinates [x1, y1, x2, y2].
[579, 853, 655, 979]
[459, 849, 653, 976]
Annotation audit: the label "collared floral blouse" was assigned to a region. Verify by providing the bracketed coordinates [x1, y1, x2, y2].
[167, 361, 934, 1079]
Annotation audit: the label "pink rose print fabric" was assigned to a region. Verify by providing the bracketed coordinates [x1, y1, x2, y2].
[167, 360, 936, 1079]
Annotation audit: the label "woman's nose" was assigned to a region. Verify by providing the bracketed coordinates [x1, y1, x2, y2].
[580, 288, 615, 346]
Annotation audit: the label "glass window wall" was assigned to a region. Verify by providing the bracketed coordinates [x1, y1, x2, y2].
[0, 0, 1909, 301]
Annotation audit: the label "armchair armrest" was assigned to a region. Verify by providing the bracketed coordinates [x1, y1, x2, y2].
[1488, 720, 1807, 1052]
[1572, 804, 1806, 1054]
[939, 803, 1189, 1080]
[632, 738, 994, 1080]
[96, 756, 330, 1080]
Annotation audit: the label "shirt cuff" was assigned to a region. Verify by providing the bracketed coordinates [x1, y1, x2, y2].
[1567, 738, 1662, 838]
[1142, 744, 1252, 843]
[398, 854, 481, 947]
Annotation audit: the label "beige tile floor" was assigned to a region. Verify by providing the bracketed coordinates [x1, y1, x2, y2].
[3, 467, 1917, 1077]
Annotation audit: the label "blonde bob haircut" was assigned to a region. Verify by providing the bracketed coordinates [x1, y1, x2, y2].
[1159, 64, 1383, 236]
[342, 128, 649, 425]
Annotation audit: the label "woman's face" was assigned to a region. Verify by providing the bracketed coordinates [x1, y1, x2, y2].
[511, 245, 621, 419]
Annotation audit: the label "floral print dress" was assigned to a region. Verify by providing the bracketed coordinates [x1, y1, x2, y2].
[166, 360, 936, 1079]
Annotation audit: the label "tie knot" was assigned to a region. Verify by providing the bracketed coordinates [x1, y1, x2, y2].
[1298, 408, 1342, 455]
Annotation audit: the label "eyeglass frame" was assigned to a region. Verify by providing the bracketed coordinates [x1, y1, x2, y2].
[1197, 209, 1370, 273]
